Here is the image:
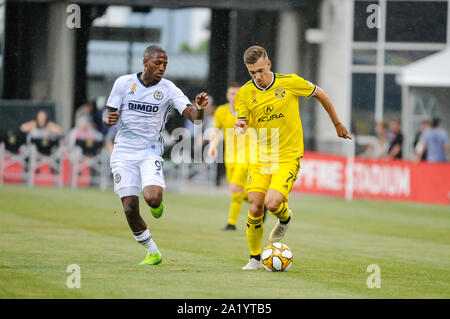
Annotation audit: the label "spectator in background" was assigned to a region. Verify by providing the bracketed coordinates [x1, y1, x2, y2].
[413, 120, 430, 161]
[68, 116, 103, 154]
[75, 100, 106, 135]
[20, 110, 62, 155]
[362, 121, 388, 158]
[419, 117, 448, 162]
[385, 120, 403, 160]
[75, 102, 95, 125]
[20, 110, 62, 138]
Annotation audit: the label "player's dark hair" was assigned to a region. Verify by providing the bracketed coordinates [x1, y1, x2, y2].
[243, 46, 268, 64]
[228, 82, 241, 89]
[431, 117, 441, 128]
[143, 45, 166, 59]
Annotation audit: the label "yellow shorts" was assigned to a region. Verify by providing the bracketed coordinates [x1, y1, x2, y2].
[246, 158, 301, 200]
[225, 162, 249, 188]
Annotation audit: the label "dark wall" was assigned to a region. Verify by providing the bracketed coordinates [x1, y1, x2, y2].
[208, 9, 279, 106]
[3, 2, 50, 99]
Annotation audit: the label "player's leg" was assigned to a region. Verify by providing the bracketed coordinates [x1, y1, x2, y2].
[222, 163, 247, 230]
[121, 195, 146, 232]
[265, 189, 292, 243]
[265, 159, 300, 242]
[135, 156, 166, 265]
[265, 189, 290, 222]
[112, 160, 161, 265]
[143, 185, 164, 218]
[242, 191, 265, 269]
[140, 157, 166, 219]
[222, 182, 245, 230]
[120, 194, 161, 265]
[241, 165, 271, 269]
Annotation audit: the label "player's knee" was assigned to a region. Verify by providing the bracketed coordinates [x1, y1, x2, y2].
[249, 202, 264, 217]
[144, 194, 162, 209]
[265, 197, 283, 213]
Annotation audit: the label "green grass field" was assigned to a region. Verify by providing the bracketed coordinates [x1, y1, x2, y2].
[0, 185, 449, 298]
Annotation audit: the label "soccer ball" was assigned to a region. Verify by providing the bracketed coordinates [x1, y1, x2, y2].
[261, 242, 293, 272]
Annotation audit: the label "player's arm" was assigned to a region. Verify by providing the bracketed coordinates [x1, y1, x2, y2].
[312, 86, 352, 140]
[233, 90, 249, 134]
[183, 92, 208, 123]
[102, 107, 120, 127]
[103, 76, 125, 127]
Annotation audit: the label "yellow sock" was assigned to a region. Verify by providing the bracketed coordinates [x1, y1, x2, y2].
[270, 202, 290, 222]
[246, 211, 264, 256]
[228, 192, 244, 226]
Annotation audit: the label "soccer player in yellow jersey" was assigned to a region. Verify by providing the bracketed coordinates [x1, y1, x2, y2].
[235, 45, 352, 270]
[209, 83, 262, 230]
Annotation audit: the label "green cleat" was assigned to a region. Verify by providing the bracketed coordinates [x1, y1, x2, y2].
[139, 252, 162, 266]
[150, 203, 164, 219]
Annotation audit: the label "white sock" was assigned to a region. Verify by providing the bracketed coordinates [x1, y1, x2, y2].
[132, 229, 159, 254]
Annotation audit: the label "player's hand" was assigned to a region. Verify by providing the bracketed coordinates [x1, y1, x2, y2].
[103, 109, 120, 126]
[335, 122, 352, 139]
[195, 92, 208, 108]
[235, 119, 248, 134]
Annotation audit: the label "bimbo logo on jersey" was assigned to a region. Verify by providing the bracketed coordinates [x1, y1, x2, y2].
[128, 101, 160, 114]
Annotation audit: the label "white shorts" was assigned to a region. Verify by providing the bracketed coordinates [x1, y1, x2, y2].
[110, 146, 166, 198]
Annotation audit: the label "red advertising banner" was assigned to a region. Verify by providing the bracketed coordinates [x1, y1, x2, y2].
[293, 151, 450, 205]
[1, 155, 91, 187]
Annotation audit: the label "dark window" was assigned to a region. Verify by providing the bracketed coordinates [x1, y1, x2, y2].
[383, 74, 402, 121]
[386, 1, 448, 43]
[352, 73, 376, 135]
[353, 1, 379, 42]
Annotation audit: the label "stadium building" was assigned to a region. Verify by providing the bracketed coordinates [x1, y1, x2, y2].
[0, 0, 449, 159]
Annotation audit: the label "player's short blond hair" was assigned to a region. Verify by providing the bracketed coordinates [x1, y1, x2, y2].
[243, 46, 268, 65]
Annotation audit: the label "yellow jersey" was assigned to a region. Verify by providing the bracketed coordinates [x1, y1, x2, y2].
[235, 73, 316, 163]
[214, 103, 249, 164]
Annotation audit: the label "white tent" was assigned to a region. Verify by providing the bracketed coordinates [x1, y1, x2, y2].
[396, 48, 450, 160]
[396, 48, 450, 87]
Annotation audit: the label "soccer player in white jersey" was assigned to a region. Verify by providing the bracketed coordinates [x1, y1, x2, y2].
[102, 45, 208, 266]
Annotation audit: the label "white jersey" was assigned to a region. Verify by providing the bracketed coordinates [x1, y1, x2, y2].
[106, 73, 191, 154]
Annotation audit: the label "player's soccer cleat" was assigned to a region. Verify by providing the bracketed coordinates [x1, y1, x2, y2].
[269, 209, 293, 243]
[150, 203, 164, 219]
[241, 258, 263, 270]
[221, 224, 236, 231]
[139, 252, 162, 265]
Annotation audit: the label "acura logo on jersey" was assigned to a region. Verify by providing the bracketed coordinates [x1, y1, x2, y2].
[128, 101, 159, 114]
[259, 104, 284, 122]
[153, 90, 164, 100]
[258, 113, 285, 123]
[263, 104, 274, 114]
